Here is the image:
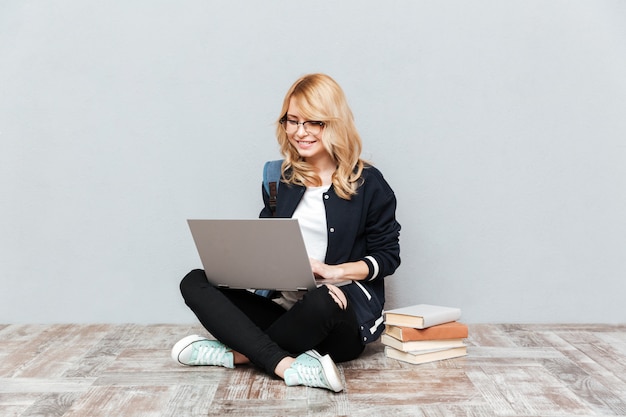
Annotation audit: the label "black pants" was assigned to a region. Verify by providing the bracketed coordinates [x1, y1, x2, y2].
[180, 269, 364, 375]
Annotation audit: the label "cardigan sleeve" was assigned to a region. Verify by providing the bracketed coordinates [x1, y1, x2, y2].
[360, 170, 401, 281]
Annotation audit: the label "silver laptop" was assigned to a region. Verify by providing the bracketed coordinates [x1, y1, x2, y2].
[188, 219, 338, 292]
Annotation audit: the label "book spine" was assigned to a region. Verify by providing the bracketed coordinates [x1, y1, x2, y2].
[385, 323, 468, 341]
[381, 334, 466, 352]
[384, 346, 467, 365]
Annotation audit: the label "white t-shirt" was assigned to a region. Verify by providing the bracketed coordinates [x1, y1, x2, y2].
[274, 185, 330, 310]
[293, 185, 330, 262]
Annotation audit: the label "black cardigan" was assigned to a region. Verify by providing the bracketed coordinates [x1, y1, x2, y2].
[259, 164, 401, 343]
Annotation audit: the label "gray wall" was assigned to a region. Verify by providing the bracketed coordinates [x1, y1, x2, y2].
[2, 1, 625, 324]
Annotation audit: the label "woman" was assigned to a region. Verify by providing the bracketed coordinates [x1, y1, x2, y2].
[172, 73, 400, 392]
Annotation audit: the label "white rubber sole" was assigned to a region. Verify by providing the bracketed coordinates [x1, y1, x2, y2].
[171, 334, 207, 364]
[309, 350, 344, 393]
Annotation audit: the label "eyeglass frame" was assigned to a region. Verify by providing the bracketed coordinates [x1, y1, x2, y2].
[279, 117, 326, 135]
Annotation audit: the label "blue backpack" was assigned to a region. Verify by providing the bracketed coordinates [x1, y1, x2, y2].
[263, 159, 283, 216]
[256, 159, 283, 298]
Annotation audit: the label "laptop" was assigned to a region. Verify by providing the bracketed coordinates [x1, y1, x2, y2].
[187, 219, 348, 291]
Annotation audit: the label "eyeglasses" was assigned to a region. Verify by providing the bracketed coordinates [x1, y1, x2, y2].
[280, 118, 325, 135]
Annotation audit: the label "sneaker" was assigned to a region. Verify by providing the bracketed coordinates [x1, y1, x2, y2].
[171, 335, 234, 368]
[284, 350, 343, 392]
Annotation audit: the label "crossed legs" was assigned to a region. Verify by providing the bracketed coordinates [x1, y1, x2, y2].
[178, 269, 363, 375]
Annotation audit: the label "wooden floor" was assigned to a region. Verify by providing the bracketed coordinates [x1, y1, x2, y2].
[1, 324, 626, 417]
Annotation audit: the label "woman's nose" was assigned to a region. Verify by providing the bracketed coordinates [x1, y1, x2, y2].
[296, 123, 308, 136]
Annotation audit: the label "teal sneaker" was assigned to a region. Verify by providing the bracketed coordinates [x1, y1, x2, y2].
[284, 350, 343, 392]
[171, 335, 234, 368]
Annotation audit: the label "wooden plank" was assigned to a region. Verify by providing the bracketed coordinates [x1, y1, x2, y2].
[19, 392, 81, 417]
[62, 386, 172, 417]
[0, 392, 39, 417]
[161, 384, 218, 417]
[344, 368, 478, 405]
[466, 324, 517, 348]
[0, 325, 59, 378]
[12, 324, 112, 379]
[0, 378, 94, 394]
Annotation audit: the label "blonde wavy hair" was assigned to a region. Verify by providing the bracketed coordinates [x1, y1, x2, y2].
[275, 73, 365, 200]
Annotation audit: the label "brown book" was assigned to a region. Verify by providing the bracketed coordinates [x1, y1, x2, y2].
[385, 321, 468, 342]
[384, 346, 467, 365]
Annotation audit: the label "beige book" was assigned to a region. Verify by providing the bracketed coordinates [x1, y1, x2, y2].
[384, 304, 461, 329]
[384, 346, 467, 365]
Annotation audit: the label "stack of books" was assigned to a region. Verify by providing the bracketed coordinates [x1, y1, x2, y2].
[382, 304, 468, 365]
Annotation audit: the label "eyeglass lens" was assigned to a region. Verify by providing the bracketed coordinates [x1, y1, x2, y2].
[282, 120, 323, 135]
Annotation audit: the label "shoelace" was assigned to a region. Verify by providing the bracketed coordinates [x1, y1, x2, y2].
[190, 342, 227, 366]
[292, 362, 327, 387]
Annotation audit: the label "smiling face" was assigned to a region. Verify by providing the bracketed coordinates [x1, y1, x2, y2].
[285, 97, 333, 165]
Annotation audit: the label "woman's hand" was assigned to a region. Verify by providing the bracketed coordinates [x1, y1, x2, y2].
[309, 258, 370, 282]
[310, 258, 343, 281]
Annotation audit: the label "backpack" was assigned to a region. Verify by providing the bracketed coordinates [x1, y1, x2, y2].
[256, 159, 283, 298]
[263, 159, 283, 216]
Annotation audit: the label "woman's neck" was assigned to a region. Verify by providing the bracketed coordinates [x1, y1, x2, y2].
[305, 155, 336, 186]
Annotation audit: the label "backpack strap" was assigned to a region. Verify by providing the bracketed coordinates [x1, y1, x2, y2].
[256, 159, 284, 298]
[263, 159, 283, 216]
